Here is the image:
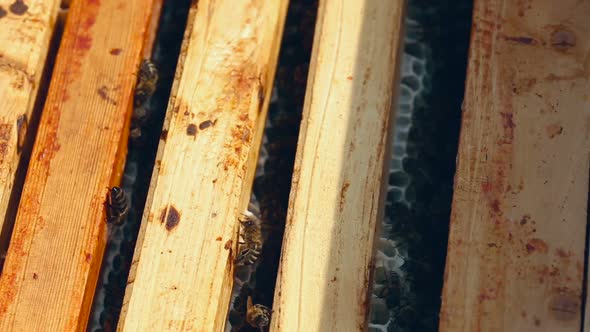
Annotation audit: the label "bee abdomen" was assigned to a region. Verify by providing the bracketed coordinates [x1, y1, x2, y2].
[106, 186, 129, 225]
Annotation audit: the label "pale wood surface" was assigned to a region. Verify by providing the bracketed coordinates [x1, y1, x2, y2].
[0, 0, 160, 330]
[269, 1, 405, 330]
[439, 0, 590, 331]
[117, 1, 288, 331]
[0, 0, 61, 258]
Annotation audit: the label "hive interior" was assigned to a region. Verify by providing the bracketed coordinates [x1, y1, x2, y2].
[87, 0, 473, 331]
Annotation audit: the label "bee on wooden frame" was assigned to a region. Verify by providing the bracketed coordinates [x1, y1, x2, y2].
[235, 207, 263, 266]
[134, 59, 158, 108]
[246, 296, 272, 332]
[130, 59, 159, 141]
[234, 201, 266, 266]
[105, 186, 129, 225]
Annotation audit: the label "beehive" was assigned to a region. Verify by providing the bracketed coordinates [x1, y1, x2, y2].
[0, 1, 588, 331]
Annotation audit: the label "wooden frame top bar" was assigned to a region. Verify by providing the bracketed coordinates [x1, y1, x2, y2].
[118, 1, 288, 330]
[440, 0, 590, 330]
[0, 0, 61, 262]
[0, 0, 159, 330]
[270, 0, 406, 330]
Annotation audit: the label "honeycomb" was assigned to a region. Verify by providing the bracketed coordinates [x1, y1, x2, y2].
[369, 1, 472, 330]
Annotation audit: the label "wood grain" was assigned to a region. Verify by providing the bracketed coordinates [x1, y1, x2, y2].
[117, 1, 288, 331]
[269, 0, 405, 330]
[0, 0, 160, 330]
[439, 0, 590, 331]
[0, 0, 61, 260]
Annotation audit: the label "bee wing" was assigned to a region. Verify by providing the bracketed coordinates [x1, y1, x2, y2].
[246, 296, 254, 311]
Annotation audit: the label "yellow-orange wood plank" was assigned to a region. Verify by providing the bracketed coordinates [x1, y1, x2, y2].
[0, 0, 161, 330]
[117, 1, 288, 331]
[0, 0, 61, 258]
[439, 0, 590, 331]
[270, 0, 405, 330]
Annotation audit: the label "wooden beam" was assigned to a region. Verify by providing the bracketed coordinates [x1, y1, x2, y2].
[117, 1, 288, 331]
[439, 0, 590, 331]
[270, 1, 405, 330]
[0, 0, 161, 330]
[0, 0, 61, 261]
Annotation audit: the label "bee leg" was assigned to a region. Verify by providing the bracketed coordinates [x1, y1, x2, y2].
[235, 247, 250, 265]
[246, 249, 261, 265]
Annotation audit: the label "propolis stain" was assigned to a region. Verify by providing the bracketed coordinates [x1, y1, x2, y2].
[9, 0, 27, 15]
[160, 205, 180, 231]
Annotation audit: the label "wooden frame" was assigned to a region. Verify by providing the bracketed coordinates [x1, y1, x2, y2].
[117, 1, 288, 330]
[440, 0, 590, 330]
[270, 0, 406, 330]
[0, 0, 61, 261]
[0, 0, 161, 329]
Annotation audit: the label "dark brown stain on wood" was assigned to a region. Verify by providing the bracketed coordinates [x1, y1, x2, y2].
[160, 129, 168, 141]
[499, 112, 515, 138]
[9, 0, 28, 15]
[520, 214, 531, 225]
[186, 123, 197, 137]
[339, 182, 350, 211]
[160, 205, 180, 231]
[198, 119, 216, 130]
[504, 36, 536, 45]
[0, 124, 11, 164]
[547, 290, 579, 321]
[109, 48, 122, 55]
[550, 27, 576, 52]
[546, 123, 563, 138]
[16, 114, 27, 153]
[525, 238, 548, 254]
[97, 86, 117, 105]
[0, 6, 7, 18]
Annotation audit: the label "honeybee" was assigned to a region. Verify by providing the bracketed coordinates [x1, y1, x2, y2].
[235, 208, 263, 266]
[134, 59, 158, 108]
[131, 59, 158, 142]
[106, 186, 129, 225]
[246, 296, 272, 331]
